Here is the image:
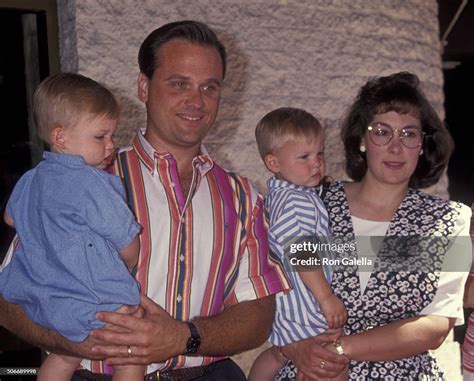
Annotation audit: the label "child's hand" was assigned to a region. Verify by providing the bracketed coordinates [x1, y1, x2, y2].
[319, 294, 347, 329]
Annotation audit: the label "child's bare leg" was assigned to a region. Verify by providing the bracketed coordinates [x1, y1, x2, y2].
[37, 353, 81, 381]
[249, 346, 287, 381]
[113, 365, 145, 381]
[111, 307, 145, 380]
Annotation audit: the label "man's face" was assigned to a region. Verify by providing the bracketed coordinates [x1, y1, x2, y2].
[138, 39, 223, 153]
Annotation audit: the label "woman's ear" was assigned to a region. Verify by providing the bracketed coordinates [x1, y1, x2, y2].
[50, 126, 66, 150]
[264, 153, 280, 174]
[360, 137, 367, 153]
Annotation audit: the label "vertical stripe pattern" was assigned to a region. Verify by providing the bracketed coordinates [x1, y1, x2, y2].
[266, 177, 332, 346]
[85, 132, 290, 375]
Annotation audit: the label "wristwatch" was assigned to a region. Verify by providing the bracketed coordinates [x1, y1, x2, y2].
[333, 339, 345, 355]
[185, 321, 201, 355]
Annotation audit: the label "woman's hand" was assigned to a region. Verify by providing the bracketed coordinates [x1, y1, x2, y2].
[283, 330, 348, 380]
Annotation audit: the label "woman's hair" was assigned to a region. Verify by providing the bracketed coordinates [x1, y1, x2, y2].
[255, 107, 323, 158]
[138, 20, 227, 79]
[33, 73, 119, 145]
[341, 71, 454, 189]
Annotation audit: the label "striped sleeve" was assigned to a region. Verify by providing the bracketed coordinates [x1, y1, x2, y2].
[270, 190, 322, 259]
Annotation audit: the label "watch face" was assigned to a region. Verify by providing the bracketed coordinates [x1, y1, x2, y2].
[187, 336, 201, 353]
[186, 322, 201, 354]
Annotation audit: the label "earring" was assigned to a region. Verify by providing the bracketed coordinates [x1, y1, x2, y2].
[360, 145, 366, 153]
[419, 149, 423, 156]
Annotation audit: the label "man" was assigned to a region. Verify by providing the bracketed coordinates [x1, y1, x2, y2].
[0, 20, 289, 380]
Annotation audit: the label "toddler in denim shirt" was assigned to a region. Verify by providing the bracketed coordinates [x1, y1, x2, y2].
[0, 73, 143, 381]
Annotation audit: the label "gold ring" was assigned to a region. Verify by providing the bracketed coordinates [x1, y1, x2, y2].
[320, 359, 326, 369]
[127, 345, 132, 357]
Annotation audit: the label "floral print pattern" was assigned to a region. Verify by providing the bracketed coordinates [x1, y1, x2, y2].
[275, 181, 463, 380]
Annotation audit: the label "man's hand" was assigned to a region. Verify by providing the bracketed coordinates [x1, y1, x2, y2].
[91, 294, 188, 365]
[283, 331, 348, 380]
[0, 296, 108, 359]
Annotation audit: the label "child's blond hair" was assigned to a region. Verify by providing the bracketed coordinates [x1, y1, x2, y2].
[33, 73, 120, 145]
[255, 107, 324, 158]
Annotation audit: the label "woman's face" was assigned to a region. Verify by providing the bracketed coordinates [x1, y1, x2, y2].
[362, 111, 423, 188]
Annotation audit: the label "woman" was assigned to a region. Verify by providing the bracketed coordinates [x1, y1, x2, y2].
[276, 72, 472, 380]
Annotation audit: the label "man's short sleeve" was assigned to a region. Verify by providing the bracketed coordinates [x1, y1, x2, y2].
[230, 193, 290, 304]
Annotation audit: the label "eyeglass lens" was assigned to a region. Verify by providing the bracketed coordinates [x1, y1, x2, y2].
[368, 124, 423, 149]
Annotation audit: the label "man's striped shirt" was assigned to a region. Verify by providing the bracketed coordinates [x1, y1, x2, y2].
[82, 132, 290, 374]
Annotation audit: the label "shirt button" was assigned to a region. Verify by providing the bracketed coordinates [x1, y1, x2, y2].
[180, 255, 185, 262]
[180, 217, 185, 223]
[170, 182, 175, 187]
[177, 294, 182, 303]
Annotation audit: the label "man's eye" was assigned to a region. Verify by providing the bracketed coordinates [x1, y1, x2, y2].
[95, 135, 105, 139]
[299, 154, 309, 159]
[173, 81, 186, 88]
[203, 84, 218, 92]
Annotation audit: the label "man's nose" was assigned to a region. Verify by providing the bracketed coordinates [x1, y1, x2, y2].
[185, 87, 204, 108]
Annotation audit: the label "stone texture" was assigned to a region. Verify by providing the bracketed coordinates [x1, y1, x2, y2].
[57, 0, 447, 196]
[55, 0, 459, 377]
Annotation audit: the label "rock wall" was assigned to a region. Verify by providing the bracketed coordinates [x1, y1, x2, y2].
[56, 0, 446, 196]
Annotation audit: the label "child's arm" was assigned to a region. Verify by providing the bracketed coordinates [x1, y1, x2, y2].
[298, 269, 347, 329]
[118, 236, 140, 271]
[3, 210, 14, 227]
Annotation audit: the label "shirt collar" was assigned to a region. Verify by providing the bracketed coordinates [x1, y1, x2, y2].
[43, 151, 87, 167]
[267, 176, 318, 193]
[133, 129, 214, 176]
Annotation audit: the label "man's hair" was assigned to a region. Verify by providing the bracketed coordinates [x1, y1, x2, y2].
[138, 20, 227, 79]
[255, 107, 324, 159]
[341, 71, 454, 189]
[33, 73, 120, 144]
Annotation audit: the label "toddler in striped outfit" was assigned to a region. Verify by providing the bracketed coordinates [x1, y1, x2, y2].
[250, 107, 347, 381]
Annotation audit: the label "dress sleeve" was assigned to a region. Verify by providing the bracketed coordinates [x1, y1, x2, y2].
[420, 203, 472, 325]
[83, 170, 141, 250]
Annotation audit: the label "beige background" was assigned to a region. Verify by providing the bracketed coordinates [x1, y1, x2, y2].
[57, 0, 448, 196]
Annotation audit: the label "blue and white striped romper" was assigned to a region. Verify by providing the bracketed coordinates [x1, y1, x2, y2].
[266, 177, 333, 346]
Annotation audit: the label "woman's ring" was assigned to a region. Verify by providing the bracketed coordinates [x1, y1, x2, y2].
[320, 359, 326, 369]
[127, 345, 132, 357]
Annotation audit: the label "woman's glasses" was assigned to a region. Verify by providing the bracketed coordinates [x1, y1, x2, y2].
[367, 123, 424, 149]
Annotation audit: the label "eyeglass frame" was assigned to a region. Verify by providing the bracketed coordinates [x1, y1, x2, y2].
[366, 123, 426, 149]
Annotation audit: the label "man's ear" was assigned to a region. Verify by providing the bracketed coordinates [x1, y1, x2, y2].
[137, 73, 149, 103]
[50, 126, 66, 149]
[264, 153, 280, 173]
